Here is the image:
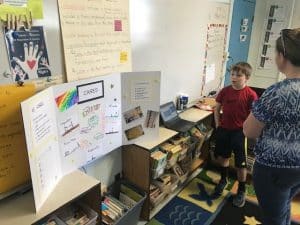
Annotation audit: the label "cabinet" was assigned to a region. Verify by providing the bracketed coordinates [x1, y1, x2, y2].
[0, 170, 101, 225]
[122, 108, 213, 220]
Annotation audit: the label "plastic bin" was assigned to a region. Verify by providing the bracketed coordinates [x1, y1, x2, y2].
[36, 215, 65, 225]
[56, 202, 98, 225]
[108, 180, 146, 225]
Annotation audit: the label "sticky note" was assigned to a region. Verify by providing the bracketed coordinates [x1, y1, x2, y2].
[120, 51, 128, 63]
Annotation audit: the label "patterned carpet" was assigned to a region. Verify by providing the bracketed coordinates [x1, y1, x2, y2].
[147, 168, 300, 225]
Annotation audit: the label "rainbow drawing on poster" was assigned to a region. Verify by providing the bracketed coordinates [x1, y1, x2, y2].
[55, 88, 78, 112]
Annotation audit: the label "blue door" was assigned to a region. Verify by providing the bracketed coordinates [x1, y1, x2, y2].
[224, 0, 256, 86]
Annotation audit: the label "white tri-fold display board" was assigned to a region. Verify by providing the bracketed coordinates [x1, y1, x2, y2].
[21, 71, 160, 211]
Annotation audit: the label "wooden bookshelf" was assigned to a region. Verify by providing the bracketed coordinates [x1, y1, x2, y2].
[0, 170, 101, 225]
[135, 127, 178, 150]
[191, 158, 205, 172]
[122, 110, 214, 220]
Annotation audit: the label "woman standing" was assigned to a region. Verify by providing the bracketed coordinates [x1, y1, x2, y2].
[243, 28, 300, 225]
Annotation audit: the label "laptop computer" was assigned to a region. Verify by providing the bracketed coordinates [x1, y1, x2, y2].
[160, 101, 196, 132]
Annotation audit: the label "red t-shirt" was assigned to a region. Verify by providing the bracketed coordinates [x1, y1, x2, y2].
[216, 86, 258, 130]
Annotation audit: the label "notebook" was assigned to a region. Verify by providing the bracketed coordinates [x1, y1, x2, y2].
[160, 102, 195, 132]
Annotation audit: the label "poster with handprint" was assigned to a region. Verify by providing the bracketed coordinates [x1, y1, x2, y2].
[5, 26, 51, 82]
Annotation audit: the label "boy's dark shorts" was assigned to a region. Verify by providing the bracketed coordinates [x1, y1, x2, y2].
[214, 127, 247, 168]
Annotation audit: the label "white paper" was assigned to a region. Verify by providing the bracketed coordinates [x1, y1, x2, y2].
[35, 142, 61, 210]
[20, 72, 160, 212]
[205, 64, 216, 84]
[265, 47, 275, 59]
[105, 103, 121, 134]
[21, 88, 62, 212]
[77, 81, 104, 104]
[58, 114, 79, 137]
[270, 21, 284, 34]
[60, 131, 86, 174]
[79, 100, 105, 163]
[3, 0, 27, 6]
[273, 7, 286, 20]
[131, 80, 152, 101]
[264, 57, 275, 69]
[30, 95, 56, 148]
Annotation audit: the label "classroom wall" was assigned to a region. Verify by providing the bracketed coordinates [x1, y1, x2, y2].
[291, 0, 300, 28]
[130, 0, 232, 104]
[0, 0, 232, 188]
[88, 0, 232, 187]
[247, 0, 298, 88]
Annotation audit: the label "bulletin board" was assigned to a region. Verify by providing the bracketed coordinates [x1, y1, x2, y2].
[21, 72, 160, 211]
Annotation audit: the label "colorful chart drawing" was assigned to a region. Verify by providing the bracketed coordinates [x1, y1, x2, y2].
[55, 88, 78, 112]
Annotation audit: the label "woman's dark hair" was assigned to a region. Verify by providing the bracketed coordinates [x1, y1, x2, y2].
[276, 28, 300, 66]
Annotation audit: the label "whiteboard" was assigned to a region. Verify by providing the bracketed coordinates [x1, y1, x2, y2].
[130, 0, 231, 104]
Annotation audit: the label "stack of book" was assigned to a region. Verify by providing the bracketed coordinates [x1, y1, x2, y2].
[102, 183, 144, 225]
[160, 142, 182, 168]
[169, 135, 190, 145]
[153, 174, 174, 193]
[102, 195, 129, 225]
[119, 183, 143, 209]
[150, 150, 167, 179]
[56, 203, 97, 225]
[157, 174, 171, 185]
[197, 123, 213, 140]
[149, 183, 164, 207]
[190, 127, 205, 158]
[177, 143, 189, 161]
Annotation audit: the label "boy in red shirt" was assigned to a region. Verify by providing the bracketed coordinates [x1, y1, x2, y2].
[213, 62, 258, 207]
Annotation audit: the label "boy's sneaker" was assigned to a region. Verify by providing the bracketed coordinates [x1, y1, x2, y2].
[233, 191, 246, 207]
[212, 179, 227, 197]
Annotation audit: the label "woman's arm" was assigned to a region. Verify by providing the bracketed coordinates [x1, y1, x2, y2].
[243, 113, 265, 139]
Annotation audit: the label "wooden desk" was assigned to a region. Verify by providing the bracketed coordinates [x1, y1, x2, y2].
[179, 107, 212, 123]
[135, 127, 178, 150]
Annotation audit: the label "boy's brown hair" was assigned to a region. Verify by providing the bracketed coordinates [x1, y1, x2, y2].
[231, 62, 252, 78]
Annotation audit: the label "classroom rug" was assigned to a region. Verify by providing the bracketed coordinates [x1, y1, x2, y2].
[147, 196, 213, 225]
[211, 196, 299, 225]
[210, 196, 263, 225]
[147, 168, 300, 225]
[197, 167, 258, 202]
[146, 170, 229, 225]
[177, 177, 229, 213]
